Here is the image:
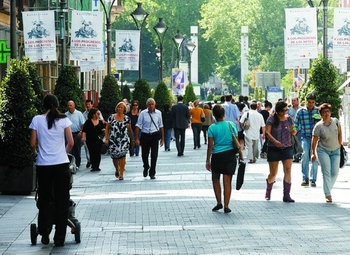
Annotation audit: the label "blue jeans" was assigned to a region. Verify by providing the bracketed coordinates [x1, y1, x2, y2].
[301, 137, 318, 182]
[317, 147, 340, 196]
[164, 128, 172, 150]
[191, 123, 202, 148]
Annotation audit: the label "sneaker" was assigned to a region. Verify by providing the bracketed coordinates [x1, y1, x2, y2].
[301, 179, 309, 186]
[310, 181, 316, 187]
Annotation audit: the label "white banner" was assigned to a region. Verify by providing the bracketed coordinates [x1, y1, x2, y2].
[80, 43, 105, 72]
[70, 11, 103, 61]
[285, 8, 318, 59]
[333, 8, 350, 59]
[115, 30, 140, 71]
[284, 29, 310, 69]
[22, 11, 56, 62]
[172, 68, 185, 95]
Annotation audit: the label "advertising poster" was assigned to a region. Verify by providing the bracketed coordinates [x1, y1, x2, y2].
[285, 8, 318, 60]
[22, 11, 56, 62]
[115, 30, 140, 71]
[172, 68, 185, 95]
[333, 8, 350, 59]
[70, 10, 103, 61]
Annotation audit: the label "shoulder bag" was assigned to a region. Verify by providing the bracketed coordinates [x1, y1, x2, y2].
[228, 122, 241, 154]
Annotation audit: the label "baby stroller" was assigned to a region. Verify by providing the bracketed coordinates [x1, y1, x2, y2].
[30, 154, 81, 245]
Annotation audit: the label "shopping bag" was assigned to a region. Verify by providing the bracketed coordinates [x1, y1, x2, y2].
[236, 160, 246, 190]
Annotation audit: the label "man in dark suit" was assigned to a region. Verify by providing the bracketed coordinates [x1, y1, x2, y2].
[171, 95, 190, 156]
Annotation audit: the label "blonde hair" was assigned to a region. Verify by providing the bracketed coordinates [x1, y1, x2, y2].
[115, 102, 127, 114]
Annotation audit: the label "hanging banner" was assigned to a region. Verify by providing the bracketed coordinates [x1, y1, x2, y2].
[285, 8, 318, 60]
[284, 30, 310, 69]
[327, 28, 347, 70]
[70, 10, 103, 61]
[115, 30, 140, 71]
[172, 68, 185, 95]
[80, 43, 105, 72]
[22, 11, 56, 62]
[333, 8, 350, 59]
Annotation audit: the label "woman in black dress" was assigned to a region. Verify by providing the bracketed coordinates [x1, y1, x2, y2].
[82, 108, 105, 171]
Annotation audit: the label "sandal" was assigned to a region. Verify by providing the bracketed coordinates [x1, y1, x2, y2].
[326, 195, 332, 203]
[119, 176, 124, 180]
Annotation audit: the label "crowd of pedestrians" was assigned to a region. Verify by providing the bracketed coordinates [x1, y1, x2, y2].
[29, 92, 343, 246]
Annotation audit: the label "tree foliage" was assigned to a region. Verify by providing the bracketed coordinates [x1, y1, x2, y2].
[184, 84, 197, 104]
[54, 66, 84, 113]
[304, 57, 340, 118]
[0, 59, 37, 168]
[132, 79, 152, 110]
[98, 75, 122, 120]
[154, 81, 172, 112]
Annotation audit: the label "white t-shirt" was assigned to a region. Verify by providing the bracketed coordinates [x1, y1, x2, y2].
[29, 115, 72, 166]
[240, 110, 265, 140]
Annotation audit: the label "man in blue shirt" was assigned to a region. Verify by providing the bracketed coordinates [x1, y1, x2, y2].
[135, 98, 164, 179]
[65, 100, 85, 169]
[288, 97, 302, 162]
[294, 94, 319, 187]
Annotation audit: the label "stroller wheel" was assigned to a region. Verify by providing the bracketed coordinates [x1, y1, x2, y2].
[30, 223, 38, 245]
[74, 222, 81, 243]
[86, 162, 91, 168]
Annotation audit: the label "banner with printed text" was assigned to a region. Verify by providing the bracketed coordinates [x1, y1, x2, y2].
[22, 11, 56, 62]
[70, 10, 103, 61]
[284, 29, 310, 69]
[285, 8, 318, 60]
[115, 30, 140, 71]
[172, 68, 185, 95]
[333, 8, 350, 59]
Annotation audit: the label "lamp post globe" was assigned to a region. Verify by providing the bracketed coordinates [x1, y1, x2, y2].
[185, 39, 196, 84]
[153, 18, 168, 82]
[131, 2, 149, 80]
[172, 29, 184, 68]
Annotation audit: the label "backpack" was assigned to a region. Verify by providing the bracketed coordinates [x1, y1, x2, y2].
[243, 112, 250, 130]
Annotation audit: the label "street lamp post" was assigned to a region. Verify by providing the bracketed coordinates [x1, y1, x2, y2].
[172, 29, 184, 68]
[155, 47, 161, 82]
[131, 2, 149, 80]
[322, 0, 328, 59]
[59, 0, 67, 66]
[10, 0, 17, 59]
[153, 18, 168, 82]
[185, 39, 196, 84]
[100, 0, 116, 75]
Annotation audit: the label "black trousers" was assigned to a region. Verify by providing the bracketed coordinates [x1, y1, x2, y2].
[174, 128, 186, 154]
[86, 139, 102, 169]
[140, 132, 160, 177]
[70, 132, 82, 167]
[36, 163, 70, 244]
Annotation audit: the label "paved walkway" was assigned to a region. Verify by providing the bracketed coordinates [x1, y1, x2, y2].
[1, 129, 350, 255]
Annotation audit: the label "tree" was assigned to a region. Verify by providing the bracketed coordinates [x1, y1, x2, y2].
[122, 85, 131, 102]
[183, 84, 197, 105]
[54, 66, 84, 113]
[24, 57, 45, 114]
[306, 57, 340, 118]
[154, 81, 172, 112]
[132, 79, 152, 110]
[98, 75, 122, 120]
[0, 59, 37, 168]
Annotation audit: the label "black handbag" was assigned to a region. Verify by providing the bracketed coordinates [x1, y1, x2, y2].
[236, 160, 246, 190]
[340, 145, 348, 168]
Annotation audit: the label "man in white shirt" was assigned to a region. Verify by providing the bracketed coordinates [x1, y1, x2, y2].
[240, 102, 265, 163]
[65, 100, 85, 168]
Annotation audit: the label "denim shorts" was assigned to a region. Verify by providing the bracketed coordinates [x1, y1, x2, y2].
[267, 146, 293, 162]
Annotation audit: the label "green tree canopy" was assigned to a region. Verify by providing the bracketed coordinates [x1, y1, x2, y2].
[98, 75, 122, 120]
[54, 66, 84, 113]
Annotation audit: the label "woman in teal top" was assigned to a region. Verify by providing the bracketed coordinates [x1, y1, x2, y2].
[206, 104, 243, 213]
